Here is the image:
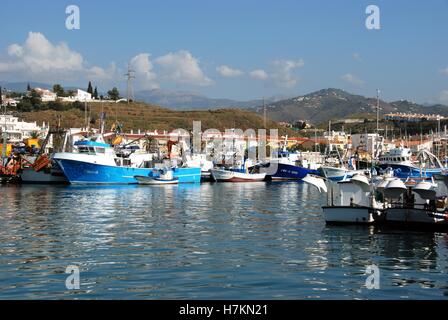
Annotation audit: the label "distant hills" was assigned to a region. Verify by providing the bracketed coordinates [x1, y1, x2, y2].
[3, 81, 447, 126]
[0, 81, 52, 91]
[251, 88, 448, 125]
[134, 89, 288, 110]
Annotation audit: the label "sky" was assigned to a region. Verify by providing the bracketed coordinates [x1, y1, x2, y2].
[0, 0, 448, 103]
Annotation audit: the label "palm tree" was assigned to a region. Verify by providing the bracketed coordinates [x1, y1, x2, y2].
[29, 131, 40, 139]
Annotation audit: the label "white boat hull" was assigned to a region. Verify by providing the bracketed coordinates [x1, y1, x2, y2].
[135, 176, 179, 185]
[321, 166, 365, 181]
[211, 169, 266, 182]
[322, 206, 377, 224]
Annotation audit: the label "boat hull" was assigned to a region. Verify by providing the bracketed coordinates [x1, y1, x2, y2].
[383, 208, 448, 230]
[19, 168, 68, 184]
[322, 206, 379, 224]
[211, 169, 266, 182]
[135, 176, 179, 185]
[379, 164, 442, 178]
[55, 159, 201, 184]
[320, 167, 364, 182]
[269, 163, 319, 180]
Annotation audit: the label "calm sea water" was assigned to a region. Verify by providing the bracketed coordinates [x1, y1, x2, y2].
[0, 182, 448, 300]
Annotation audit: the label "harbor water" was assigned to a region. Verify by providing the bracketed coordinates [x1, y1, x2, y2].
[1, 182, 448, 299]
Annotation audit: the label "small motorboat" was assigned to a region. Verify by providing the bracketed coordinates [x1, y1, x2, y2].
[135, 168, 178, 185]
[211, 168, 266, 182]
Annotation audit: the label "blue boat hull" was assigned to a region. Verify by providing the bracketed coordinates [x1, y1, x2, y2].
[269, 163, 319, 180]
[379, 164, 442, 179]
[56, 159, 201, 184]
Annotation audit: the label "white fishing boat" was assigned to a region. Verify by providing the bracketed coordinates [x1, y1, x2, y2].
[211, 168, 266, 182]
[303, 173, 382, 224]
[382, 178, 448, 230]
[320, 165, 365, 182]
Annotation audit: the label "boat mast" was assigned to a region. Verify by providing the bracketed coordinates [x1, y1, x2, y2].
[1, 86, 6, 165]
[263, 97, 266, 129]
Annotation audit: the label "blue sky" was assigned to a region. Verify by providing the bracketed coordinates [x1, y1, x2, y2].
[0, 0, 448, 103]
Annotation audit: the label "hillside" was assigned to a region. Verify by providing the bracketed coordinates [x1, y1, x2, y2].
[17, 101, 295, 135]
[252, 88, 448, 125]
[135, 89, 289, 110]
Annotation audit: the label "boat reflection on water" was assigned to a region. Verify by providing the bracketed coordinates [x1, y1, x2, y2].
[321, 224, 446, 295]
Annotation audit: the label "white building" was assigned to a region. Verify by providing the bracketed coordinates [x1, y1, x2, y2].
[34, 88, 57, 102]
[351, 133, 382, 155]
[0, 115, 47, 143]
[62, 89, 93, 102]
[1, 95, 18, 107]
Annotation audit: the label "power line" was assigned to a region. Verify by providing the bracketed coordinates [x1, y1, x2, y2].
[124, 63, 135, 104]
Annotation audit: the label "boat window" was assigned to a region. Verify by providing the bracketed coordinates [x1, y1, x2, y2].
[96, 147, 105, 154]
[79, 147, 89, 154]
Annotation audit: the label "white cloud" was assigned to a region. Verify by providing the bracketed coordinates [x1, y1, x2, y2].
[341, 73, 364, 86]
[130, 53, 159, 90]
[353, 53, 362, 62]
[0, 31, 112, 84]
[7, 44, 24, 57]
[3, 32, 84, 74]
[440, 67, 448, 76]
[216, 65, 243, 77]
[271, 59, 304, 88]
[440, 90, 448, 103]
[155, 50, 213, 86]
[249, 69, 268, 80]
[87, 63, 117, 81]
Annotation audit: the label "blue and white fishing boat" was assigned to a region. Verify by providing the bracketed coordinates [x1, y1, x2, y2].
[378, 147, 444, 179]
[53, 135, 201, 184]
[266, 151, 320, 180]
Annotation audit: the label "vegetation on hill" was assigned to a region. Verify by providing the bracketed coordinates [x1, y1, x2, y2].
[15, 101, 296, 135]
[252, 88, 448, 126]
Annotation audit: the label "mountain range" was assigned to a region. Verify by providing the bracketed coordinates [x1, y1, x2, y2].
[2, 81, 447, 126]
[134, 89, 289, 110]
[251, 88, 448, 125]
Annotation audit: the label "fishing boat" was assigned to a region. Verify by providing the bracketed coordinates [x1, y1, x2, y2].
[135, 168, 179, 185]
[211, 167, 266, 182]
[265, 151, 321, 180]
[380, 178, 448, 230]
[53, 135, 201, 184]
[322, 173, 383, 224]
[303, 173, 383, 224]
[378, 147, 444, 178]
[320, 141, 365, 181]
[183, 154, 214, 182]
[19, 164, 68, 184]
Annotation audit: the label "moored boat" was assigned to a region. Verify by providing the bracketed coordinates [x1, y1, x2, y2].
[135, 168, 179, 185]
[379, 147, 444, 179]
[53, 135, 201, 184]
[211, 168, 266, 182]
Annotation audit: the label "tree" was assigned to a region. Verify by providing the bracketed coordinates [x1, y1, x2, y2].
[30, 131, 41, 139]
[53, 84, 65, 97]
[29, 89, 42, 106]
[93, 86, 98, 99]
[107, 87, 120, 101]
[27, 83, 31, 91]
[87, 81, 93, 95]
